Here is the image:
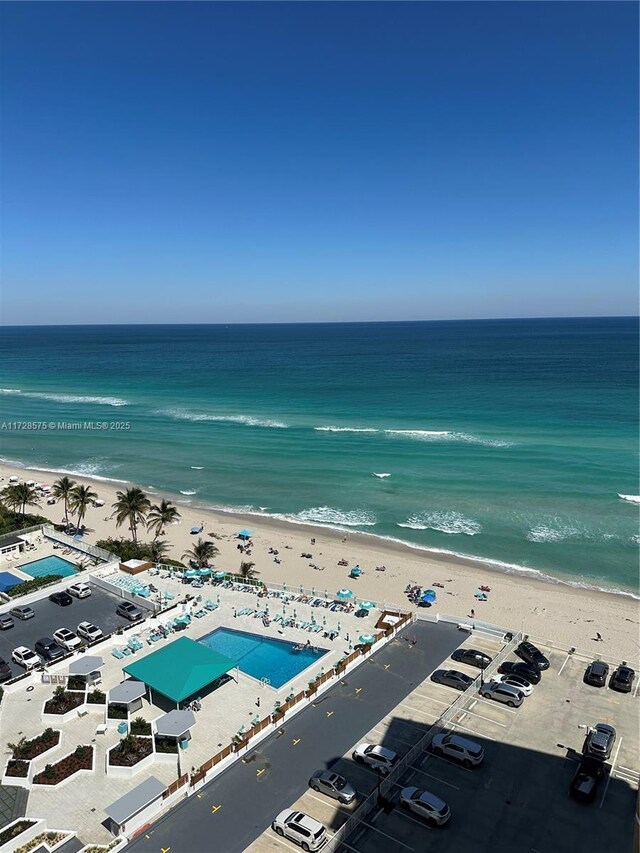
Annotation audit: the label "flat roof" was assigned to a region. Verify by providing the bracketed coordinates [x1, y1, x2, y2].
[122, 637, 237, 704]
[69, 655, 104, 675]
[105, 776, 166, 826]
[155, 708, 196, 738]
[109, 680, 147, 704]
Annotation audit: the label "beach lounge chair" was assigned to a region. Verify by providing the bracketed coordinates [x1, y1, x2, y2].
[111, 648, 125, 660]
[193, 609, 206, 618]
[120, 646, 132, 656]
[128, 638, 144, 651]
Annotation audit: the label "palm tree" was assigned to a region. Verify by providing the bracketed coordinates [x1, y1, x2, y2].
[52, 476, 77, 525]
[239, 561, 259, 580]
[112, 487, 151, 544]
[1, 483, 40, 520]
[146, 499, 181, 541]
[70, 484, 98, 532]
[182, 538, 218, 568]
[150, 539, 170, 564]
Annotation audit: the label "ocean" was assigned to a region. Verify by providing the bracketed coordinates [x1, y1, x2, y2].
[0, 318, 638, 594]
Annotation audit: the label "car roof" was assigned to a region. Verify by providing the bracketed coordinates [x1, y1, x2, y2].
[492, 681, 522, 695]
[594, 723, 615, 735]
[15, 646, 31, 654]
[416, 790, 447, 810]
[290, 812, 324, 831]
[443, 733, 482, 751]
[368, 744, 395, 759]
[590, 661, 608, 671]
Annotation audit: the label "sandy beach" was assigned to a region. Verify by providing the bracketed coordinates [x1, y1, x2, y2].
[1, 460, 638, 665]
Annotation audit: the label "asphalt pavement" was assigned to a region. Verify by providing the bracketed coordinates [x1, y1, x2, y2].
[127, 619, 463, 853]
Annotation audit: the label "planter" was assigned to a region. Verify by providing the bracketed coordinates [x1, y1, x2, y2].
[32, 745, 94, 788]
[232, 737, 249, 752]
[86, 690, 106, 705]
[107, 704, 128, 720]
[0, 819, 43, 853]
[9, 729, 61, 762]
[106, 736, 155, 778]
[153, 736, 178, 754]
[42, 691, 85, 723]
[4, 759, 28, 778]
[14, 829, 75, 853]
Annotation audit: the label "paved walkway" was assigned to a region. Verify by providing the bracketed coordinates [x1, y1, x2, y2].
[0, 784, 28, 829]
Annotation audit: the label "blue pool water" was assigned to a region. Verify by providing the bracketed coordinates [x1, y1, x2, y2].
[18, 555, 78, 579]
[198, 627, 327, 688]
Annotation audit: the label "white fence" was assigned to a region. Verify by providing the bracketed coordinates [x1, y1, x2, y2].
[43, 525, 115, 562]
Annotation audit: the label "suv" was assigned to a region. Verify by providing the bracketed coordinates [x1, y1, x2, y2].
[497, 661, 542, 684]
[399, 787, 451, 825]
[0, 613, 14, 630]
[584, 660, 609, 688]
[53, 628, 82, 651]
[116, 601, 143, 621]
[451, 648, 492, 669]
[68, 582, 91, 599]
[515, 641, 549, 671]
[49, 591, 73, 607]
[610, 664, 635, 694]
[77, 621, 103, 642]
[480, 681, 524, 707]
[431, 669, 474, 691]
[12, 646, 40, 670]
[430, 732, 484, 767]
[352, 743, 398, 775]
[272, 810, 328, 851]
[583, 723, 616, 761]
[35, 637, 66, 662]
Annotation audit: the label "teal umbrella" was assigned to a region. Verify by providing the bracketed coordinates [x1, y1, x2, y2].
[336, 589, 353, 600]
[359, 600, 375, 610]
[359, 634, 376, 645]
[185, 569, 199, 578]
[214, 571, 226, 579]
[198, 568, 211, 576]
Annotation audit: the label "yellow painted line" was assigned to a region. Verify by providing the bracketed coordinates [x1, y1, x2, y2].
[355, 687, 362, 694]
[211, 805, 221, 813]
[293, 738, 301, 745]
[383, 664, 391, 670]
[257, 768, 266, 777]
[326, 710, 334, 717]
[161, 847, 170, 853]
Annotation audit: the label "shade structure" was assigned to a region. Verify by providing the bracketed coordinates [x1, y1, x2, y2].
[154, 709, 196, 738]
[198, 568, 211, 576]
[422, 589, 437, 603]
[236, 529, 253, 539]
[336, 589, 353, 599]
[214, 571, 226, 579]
[105, 777, 166, 829]
[0, 572, 22, 593]
[185, 569, 199, 578]
[69, 655, 104, 676]
[359, 601, 375, 610]
[359, 634, 376, 645]
[108, 680, 147, 704]
[123, 637, 237, 705]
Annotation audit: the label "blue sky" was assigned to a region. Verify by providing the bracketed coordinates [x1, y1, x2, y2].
[1, 2, 638, 324]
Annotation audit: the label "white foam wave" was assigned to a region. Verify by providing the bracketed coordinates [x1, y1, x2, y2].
[526, 524, 583, 543]
[288, 506, 377, 527]
[397, 511, 482, 536]
[180, 489, 197, 496]
[314, 426, 378, 433]
[18, 462, 128, 484]
[385, 429, 514, 447]
[0, 388, 128, 407]
[372, 473, 391, 478]
[159, 408, 288, 429]
[191, 466, 204, 470]
[618, 494, 640, 504]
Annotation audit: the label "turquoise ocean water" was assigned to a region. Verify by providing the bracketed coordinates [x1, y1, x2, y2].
[0, 318, 638, 594]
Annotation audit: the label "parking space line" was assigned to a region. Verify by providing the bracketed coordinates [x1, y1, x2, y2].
[634, 678, 640, 699]
[450, 721, 496, 741]
[410, 690, 455, 706]
[361, 820, 414, 850]
[271, 832, 308, 853]
[557, 653, 571, 676]
[470, 695, 519, 714]
[304, 790, 353, 813]
[421, 752, 473, 773]
[408, 764, 460, 789]
[600, 736, 623, 809]
[371, 726, 420, 748]
[396, 701, 438, 720]
[451, 706, 508, 727]
[394, 808, 433, 832]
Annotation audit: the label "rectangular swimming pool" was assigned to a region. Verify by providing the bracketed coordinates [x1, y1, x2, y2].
[18, 555, 78, 579]
[198, 627, 328, 689]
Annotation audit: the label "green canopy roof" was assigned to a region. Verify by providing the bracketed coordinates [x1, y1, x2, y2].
[123, 637, 237, 704]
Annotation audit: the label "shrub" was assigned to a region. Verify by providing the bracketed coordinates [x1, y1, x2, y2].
[87, 689, 105, 705]
[95, 538, 184, 567]
[0, 820, 36, 847]
[130, 716, 151, 736]
[7, 574, 63, 597]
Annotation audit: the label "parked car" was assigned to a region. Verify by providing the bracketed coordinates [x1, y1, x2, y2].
[570, 757, 609, 802]
[0, 613, 14, 630]
[0, 658, 12, 681]
[77, 621, 103, 642]
[584, 660, 609, 688]
[480, 681, 524, 707]
[49, 591, 73, 607]
[53, 628, 82, 651]
[610, 664, 635, 694]
[352, 743, 399, 775]
[451, 648, 492, 669]
[68, 582, 91, 599]
[12, 646, 40, 669]
[583, 723, 616, 761]
[272, 810, 328, 851]
[399, 787, 451, 826]
[116, 601, 143, 621]
[431, 669, 474, 691]
[308, 770, 356, 804]
[10, 605, 35, 621]
[497, 661, 542, 684]
[430, 733, 484, 767]
[490, 673, 534, 696]
[514, 641, 550, 671]
[34, 637, 66, 662]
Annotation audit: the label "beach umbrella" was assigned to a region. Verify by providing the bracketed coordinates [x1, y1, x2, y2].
[214, 570, 226, 579]
[422, 589, 437, 603]
[236, 529, 253, 540]
[359, 634, 376, 645]
[336, 589, 353, 600]
[198, 568, 211, 576]
[359, 600, 375, 610]
[185, 570, 199, 579]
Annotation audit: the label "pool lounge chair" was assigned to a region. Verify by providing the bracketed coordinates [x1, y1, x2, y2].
[204, 600, 218, 611]
[111, 648, 125, 660]
[128, 638, 144, 651]
[120, 646, 132, 656]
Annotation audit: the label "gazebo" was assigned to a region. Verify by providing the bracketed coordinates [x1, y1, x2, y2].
[69, 655, 104, 686]
[123, 637, 237, 708]
[154, 709, 196, 749]
[108, 680, 147, 715]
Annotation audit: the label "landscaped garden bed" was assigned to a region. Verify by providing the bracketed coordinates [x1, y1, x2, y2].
[0, 820, 37, 848]
[14, 829, 72, 853]
[154, 735, 178, 754]
[67, 675, 86, 691]
[107, 703, 128, 720]
[8, 729, 60, 762]
[130, 716, 151, 736]
[33, 745, 93, 786]
[108, 735, 153, 767]
[86, 689, 105, 705]
[43, 687, 85, 715]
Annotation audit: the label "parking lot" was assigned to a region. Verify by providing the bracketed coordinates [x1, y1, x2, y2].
[248, 633, 639, 853]
[0, 584, 142, 677]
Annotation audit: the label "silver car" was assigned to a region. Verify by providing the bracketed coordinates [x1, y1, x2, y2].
[399, 787, 451, 826]
[480, 681, 524, 707]
[308, 770, 356, 804]
[430, 733, 484, 767]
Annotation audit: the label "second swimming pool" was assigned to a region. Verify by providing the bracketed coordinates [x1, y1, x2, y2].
[18, 555, 78, 578]
[198, 627, 327, 688]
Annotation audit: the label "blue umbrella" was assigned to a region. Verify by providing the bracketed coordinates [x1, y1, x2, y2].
[359, 600, 375, 610]
[185, 570, 199, 579]
[236, 529, 253, 540]
[359, 634, 376, 645]
[422, 589, 437, 603]
[214, 570, 226, 579]
[336, 589, 353, 600]
[198, 568, 212, 576]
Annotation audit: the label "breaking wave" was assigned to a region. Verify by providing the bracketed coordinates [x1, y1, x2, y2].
[0, 388, 128, 407]
[159, 408, 288, 429]
[180, 489, 198, 496]
[314, 424, 513, 447]
[397, 511, 482, 535]
[372, 473, 391, 478]
[618, 494, 640, 505]
[526, 523, 584, 543]
[314, 426, 378, 433]
[287, 506, 377, 527]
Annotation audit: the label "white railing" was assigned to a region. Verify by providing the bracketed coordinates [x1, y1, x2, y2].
[43, 525, 115, 562]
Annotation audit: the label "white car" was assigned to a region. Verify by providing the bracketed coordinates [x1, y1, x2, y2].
[272, 810, 328, 851]
[68, 583, 91, 599]
[77, 621, 103, 642]
[12, 646, 40, 670]
[490, 672, 534, 696]
[399, 787, 451, 825]
[53, 628, 82, 651]
[352, 743, 398, 775]
[430, 732, 484, 766]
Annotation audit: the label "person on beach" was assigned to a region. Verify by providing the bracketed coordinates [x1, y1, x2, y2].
[470, 609, 475, 618]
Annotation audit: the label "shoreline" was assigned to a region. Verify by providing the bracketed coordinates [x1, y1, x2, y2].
[1, 457, 638, 663]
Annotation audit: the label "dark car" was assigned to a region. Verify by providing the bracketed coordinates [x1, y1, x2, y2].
[610, 664, 635, 694]
[451, 648, 492, 669]
[431, 669, 474, 691]
[49, 591, 73, 607]
[570, 757, 608, 802]
[0, 658, 12, 682]
[583, 723, 616, 761]
[34, 637, 66, 662]
[514, 641, 550, 671]
[497, 661, 542, 684]
[584, 660, 609, 688]
[0, 613, 14, 630]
